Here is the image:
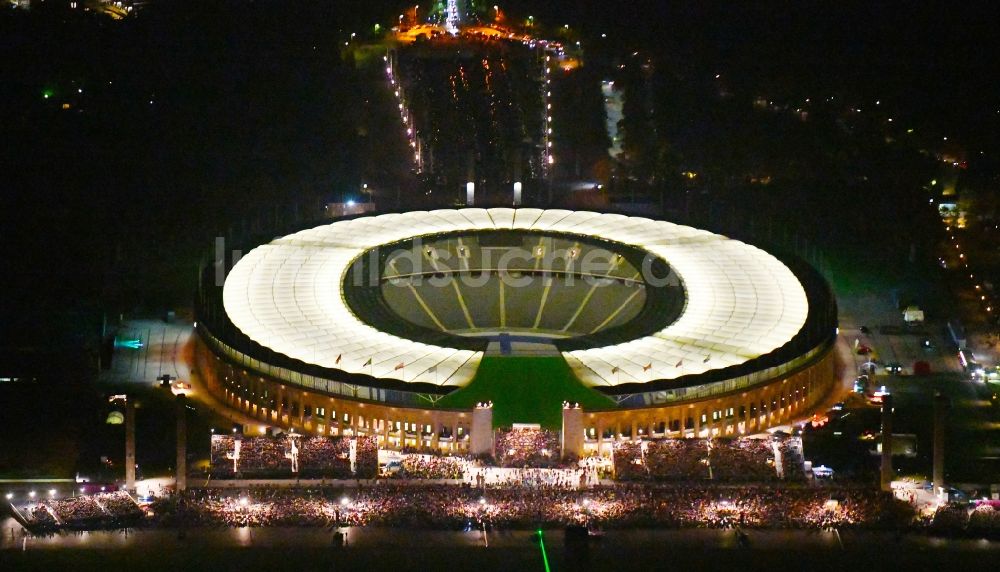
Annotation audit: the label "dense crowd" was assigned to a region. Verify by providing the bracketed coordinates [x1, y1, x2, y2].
[27, 505, 56, 527]
[614, 437, 807, 482]
[388, 455, 466, 480]
[930, 504, 1000, 535]
[494, 428, 561, 468]
[355, 437, 378, 479]
[152, 485, 903, 530]
[17, 492, 144, 531]
[210, 435, 237, 475]
[209, 435, 377, 479]
[709, 438, 776, 481]
[777, 437, 808, 480]
[49, 496, 105, 522]
[234, 437, 289, 476]
[615, 439, 709, 481]
[968, 505, 1000, 534]
[298, 437, 352, 478]
[98, 491, 146, 518]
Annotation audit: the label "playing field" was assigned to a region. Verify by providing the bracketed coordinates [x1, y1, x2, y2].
[435, 355, 614, 429]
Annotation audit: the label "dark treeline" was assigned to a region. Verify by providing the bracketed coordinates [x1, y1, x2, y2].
[1, 1, 388, 360]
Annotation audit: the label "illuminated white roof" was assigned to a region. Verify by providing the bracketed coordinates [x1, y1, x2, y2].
[222, 209, 808, 388]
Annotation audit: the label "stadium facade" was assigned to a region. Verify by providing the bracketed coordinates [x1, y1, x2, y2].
[195, 209, 837, 457]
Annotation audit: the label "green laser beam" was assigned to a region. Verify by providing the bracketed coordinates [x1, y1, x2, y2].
[537, 529, 551, 572]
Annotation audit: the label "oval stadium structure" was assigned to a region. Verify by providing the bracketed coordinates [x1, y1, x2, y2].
[195, 209, 837, 457]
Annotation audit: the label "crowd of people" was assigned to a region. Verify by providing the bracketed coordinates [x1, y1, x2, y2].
[615, 439, 709, 481]
[16, 491, 144, 531]
[297, 437, 352, 479]
[210, 432, 809, 484]
[209, 434, 378, 479]
[230, 436, 289, 476]
[709, 438, 777, 481]
[968, 505, 1000, 534]
[49, 495, 105, 522]
[151, 484, 903, 530]
[98, 491, 146, 518]
[614, 437, 807, 482]
[929, 503, 1000, 535]
[777, 437, 808, 480]
[468, 467, 591, 489]
[388, 455, 466, 480]
[494, 427, 561, 468]
[355, 437, 378, 479]
[209, 435, 238, 475]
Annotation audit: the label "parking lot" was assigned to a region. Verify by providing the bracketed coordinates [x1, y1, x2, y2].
[837, 294, 961, 378]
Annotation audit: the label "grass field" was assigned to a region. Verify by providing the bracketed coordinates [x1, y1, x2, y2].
[436, 356, 614, 429]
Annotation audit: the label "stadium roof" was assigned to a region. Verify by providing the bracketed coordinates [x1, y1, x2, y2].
[222, 209, 809, 389]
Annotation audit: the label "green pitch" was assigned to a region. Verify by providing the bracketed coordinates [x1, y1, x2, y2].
[435, 355, 614, 429]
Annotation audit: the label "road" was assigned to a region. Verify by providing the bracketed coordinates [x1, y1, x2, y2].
[101, 319, 193, 386]
[836, 293, 961, 378]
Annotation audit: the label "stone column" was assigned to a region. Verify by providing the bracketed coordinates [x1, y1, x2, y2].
[470, 404, 494, 457]
[431, 413, 441, 451]
[561, 405, 584, 460]
[125, 397, 136, 493]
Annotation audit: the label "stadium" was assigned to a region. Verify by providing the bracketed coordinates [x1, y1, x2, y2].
[194, 209, 837, 459]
